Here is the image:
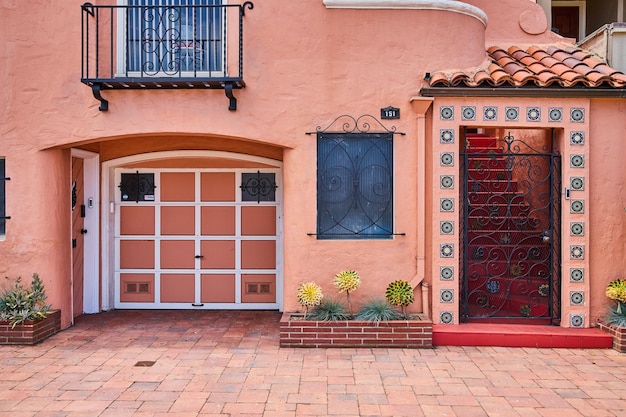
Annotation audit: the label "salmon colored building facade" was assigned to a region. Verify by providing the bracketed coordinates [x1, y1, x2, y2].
[1, 0, 625, 337]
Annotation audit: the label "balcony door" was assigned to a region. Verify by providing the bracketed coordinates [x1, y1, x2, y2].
[123, 0, 224, 76]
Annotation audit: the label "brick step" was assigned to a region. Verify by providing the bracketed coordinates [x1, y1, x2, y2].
[467, 169, 512, 181]
[466, 275, 551, 297]
[467, 193, 527, 205]
[467, 231, 543, 245]
[467, 158, 509, 170]
[467, 204, 530, 216]
[465, 134, 498, 148]
[465, 292, 550, 318]
[465, 147, 503, 154]
[467, 260, 550, 277]
[468, 216, 540, 230]
[468, 180, 519, 193]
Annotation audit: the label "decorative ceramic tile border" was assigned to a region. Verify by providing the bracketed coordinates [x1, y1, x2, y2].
[570, 176, 584, 190]
[570, 291, 584, 305]
[440, 175, 454, 189]
[548, 107, 562, 122]
[526, 106, 541, 122]
[570, 222, 584, 236]
[440, 129, 454, 144]
[505, 106, 519, 121]
[440, 289, 454, 303]
[570, 131, 585, 145]
[461, 106, 476, 121]
[570, 313, 584, 327]
[570, 107, 585, 122]
[440, 221, 454, 234]
[483, 106, 497, 121]
[570, 245, 584, 259]
[440, 198, 454, 212]
[440, 152, 454, 166]
[570, 199, 584, 213]
[440, 106, 454, 120]
[570, 268, 584, 282]
[440, 266, 454, 281]
[570, 154, 585, 168]
[440, 311, 454, 324]
[440, 243, 454, 258]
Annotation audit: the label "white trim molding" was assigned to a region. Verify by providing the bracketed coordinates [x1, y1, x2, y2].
[323, 0, 488, 26]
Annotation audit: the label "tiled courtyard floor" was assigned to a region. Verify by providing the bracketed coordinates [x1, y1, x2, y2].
[1, 310, 626, 417]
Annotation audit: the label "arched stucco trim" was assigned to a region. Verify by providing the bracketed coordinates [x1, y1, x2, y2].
[323, 0, 488, 27]
[100, 150, 284, 311]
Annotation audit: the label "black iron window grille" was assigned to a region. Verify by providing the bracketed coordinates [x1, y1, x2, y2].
[308, 115, 404, 240]
[0, 158, 9, 236]
[119, 172, 156, 202]
[240, 171, 277, 203]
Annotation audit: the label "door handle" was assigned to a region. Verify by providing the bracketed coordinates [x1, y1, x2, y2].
[80, 228, 88, 234]
[195, 255, 204, 259]
[542, 230, 551, 243]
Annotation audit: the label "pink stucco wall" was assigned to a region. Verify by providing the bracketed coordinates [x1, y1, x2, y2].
[1, 1, 624, 329]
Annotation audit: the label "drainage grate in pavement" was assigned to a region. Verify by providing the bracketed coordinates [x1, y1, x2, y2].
[134, 360, 156, 367]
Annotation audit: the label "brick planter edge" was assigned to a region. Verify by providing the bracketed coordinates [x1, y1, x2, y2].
[0, 310, 61, 345]
[597, 321, 626, 353]
[280, 312, 433, 348]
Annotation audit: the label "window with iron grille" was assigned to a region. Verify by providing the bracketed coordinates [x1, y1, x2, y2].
[125, 0, 224, 76]
[317, 133, 393, 239]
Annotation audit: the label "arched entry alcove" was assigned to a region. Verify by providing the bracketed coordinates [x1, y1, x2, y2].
[101, 149, 284, 312]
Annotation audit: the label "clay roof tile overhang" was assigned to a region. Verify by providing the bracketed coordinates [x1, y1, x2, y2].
[421, 45, 626, 98]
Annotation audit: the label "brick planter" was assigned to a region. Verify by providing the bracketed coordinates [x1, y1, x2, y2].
[597, 321, 626, 353]
[0, 310, 61, 345]
[280, 312, 432, 348]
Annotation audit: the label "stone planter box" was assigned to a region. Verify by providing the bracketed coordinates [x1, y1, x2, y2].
[280, 312, 432, 348]
[0, 310, 61, 345]
[597, 321, 626, 353]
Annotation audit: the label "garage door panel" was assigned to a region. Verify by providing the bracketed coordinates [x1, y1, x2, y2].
[161, 274, 195, 302]
[200, 240, 235, 269]
[120, 206, 155, 235]
[161, 240, 195, 269]
[242, 206, 276, 236]
[242, 274, 276, 303]
[201, 206, 235, 235]
[161, 172, 195, 202]
[201, 274, 235, 303]
[201, 172, 235, 202]
[241, 240, 276, 269]
[120, 273, 154, 302]
[120, 240, 155, 269]
[161, 206, 195, 235]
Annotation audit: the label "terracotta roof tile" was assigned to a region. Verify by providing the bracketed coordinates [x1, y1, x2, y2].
[428, 45, 626, 89]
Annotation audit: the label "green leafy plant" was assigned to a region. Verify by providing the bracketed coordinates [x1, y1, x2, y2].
[0, 274, 51, 328]
[297, 281, 323, 320]
[334, 269, 360, 316]
[385, 280, 414, 319]
[355, 299, 401, 325]
[310, 298, 350, 321]
[605, 278, 626, 327]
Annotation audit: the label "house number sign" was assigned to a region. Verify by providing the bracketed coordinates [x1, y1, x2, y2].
[381, 106, 400, 120]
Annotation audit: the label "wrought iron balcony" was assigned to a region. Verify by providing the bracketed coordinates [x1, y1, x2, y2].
[81, 2, 253, 111]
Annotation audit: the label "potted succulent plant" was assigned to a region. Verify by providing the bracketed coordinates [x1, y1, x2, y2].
[598, 278, 626, 352]
[0, 273, 61, 345]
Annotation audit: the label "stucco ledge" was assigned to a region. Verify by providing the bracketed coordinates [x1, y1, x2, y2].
[322, 0, 487, 27]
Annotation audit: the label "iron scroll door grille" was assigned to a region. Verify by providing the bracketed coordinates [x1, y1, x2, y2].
[460, 132, 561, 322]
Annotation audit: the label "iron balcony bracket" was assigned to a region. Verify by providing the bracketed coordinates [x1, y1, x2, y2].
[91, 83, 109, 112]
[225, 82, 237, 111]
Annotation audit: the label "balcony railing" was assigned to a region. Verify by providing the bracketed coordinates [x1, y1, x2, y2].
[81, 2, 253, 111]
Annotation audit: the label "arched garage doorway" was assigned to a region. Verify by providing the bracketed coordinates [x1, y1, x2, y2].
[101, 150, 283, 311]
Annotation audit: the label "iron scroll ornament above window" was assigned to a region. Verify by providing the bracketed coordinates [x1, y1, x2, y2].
[305, 114, 406, 136]
[307, 114, 405, 239]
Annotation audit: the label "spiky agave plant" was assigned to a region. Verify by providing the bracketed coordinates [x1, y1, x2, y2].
[385, 280, 414, 319]
[297, 282, 323, 320]
[605, 279, 626, 326]
[310, 298, 350, 321]
[333, 270, 360, 316]
[355, 298, 401, 325]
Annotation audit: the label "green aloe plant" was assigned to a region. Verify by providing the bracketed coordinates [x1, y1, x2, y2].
[385, 280, 414, 319]
[297, 281, 323, 320]
[0, 273, 51, 328]
[334, 269, 360, 316]
[605, 278, 626, 327]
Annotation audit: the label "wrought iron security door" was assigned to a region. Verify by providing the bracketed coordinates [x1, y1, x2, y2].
[460, 132, 561, 322]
